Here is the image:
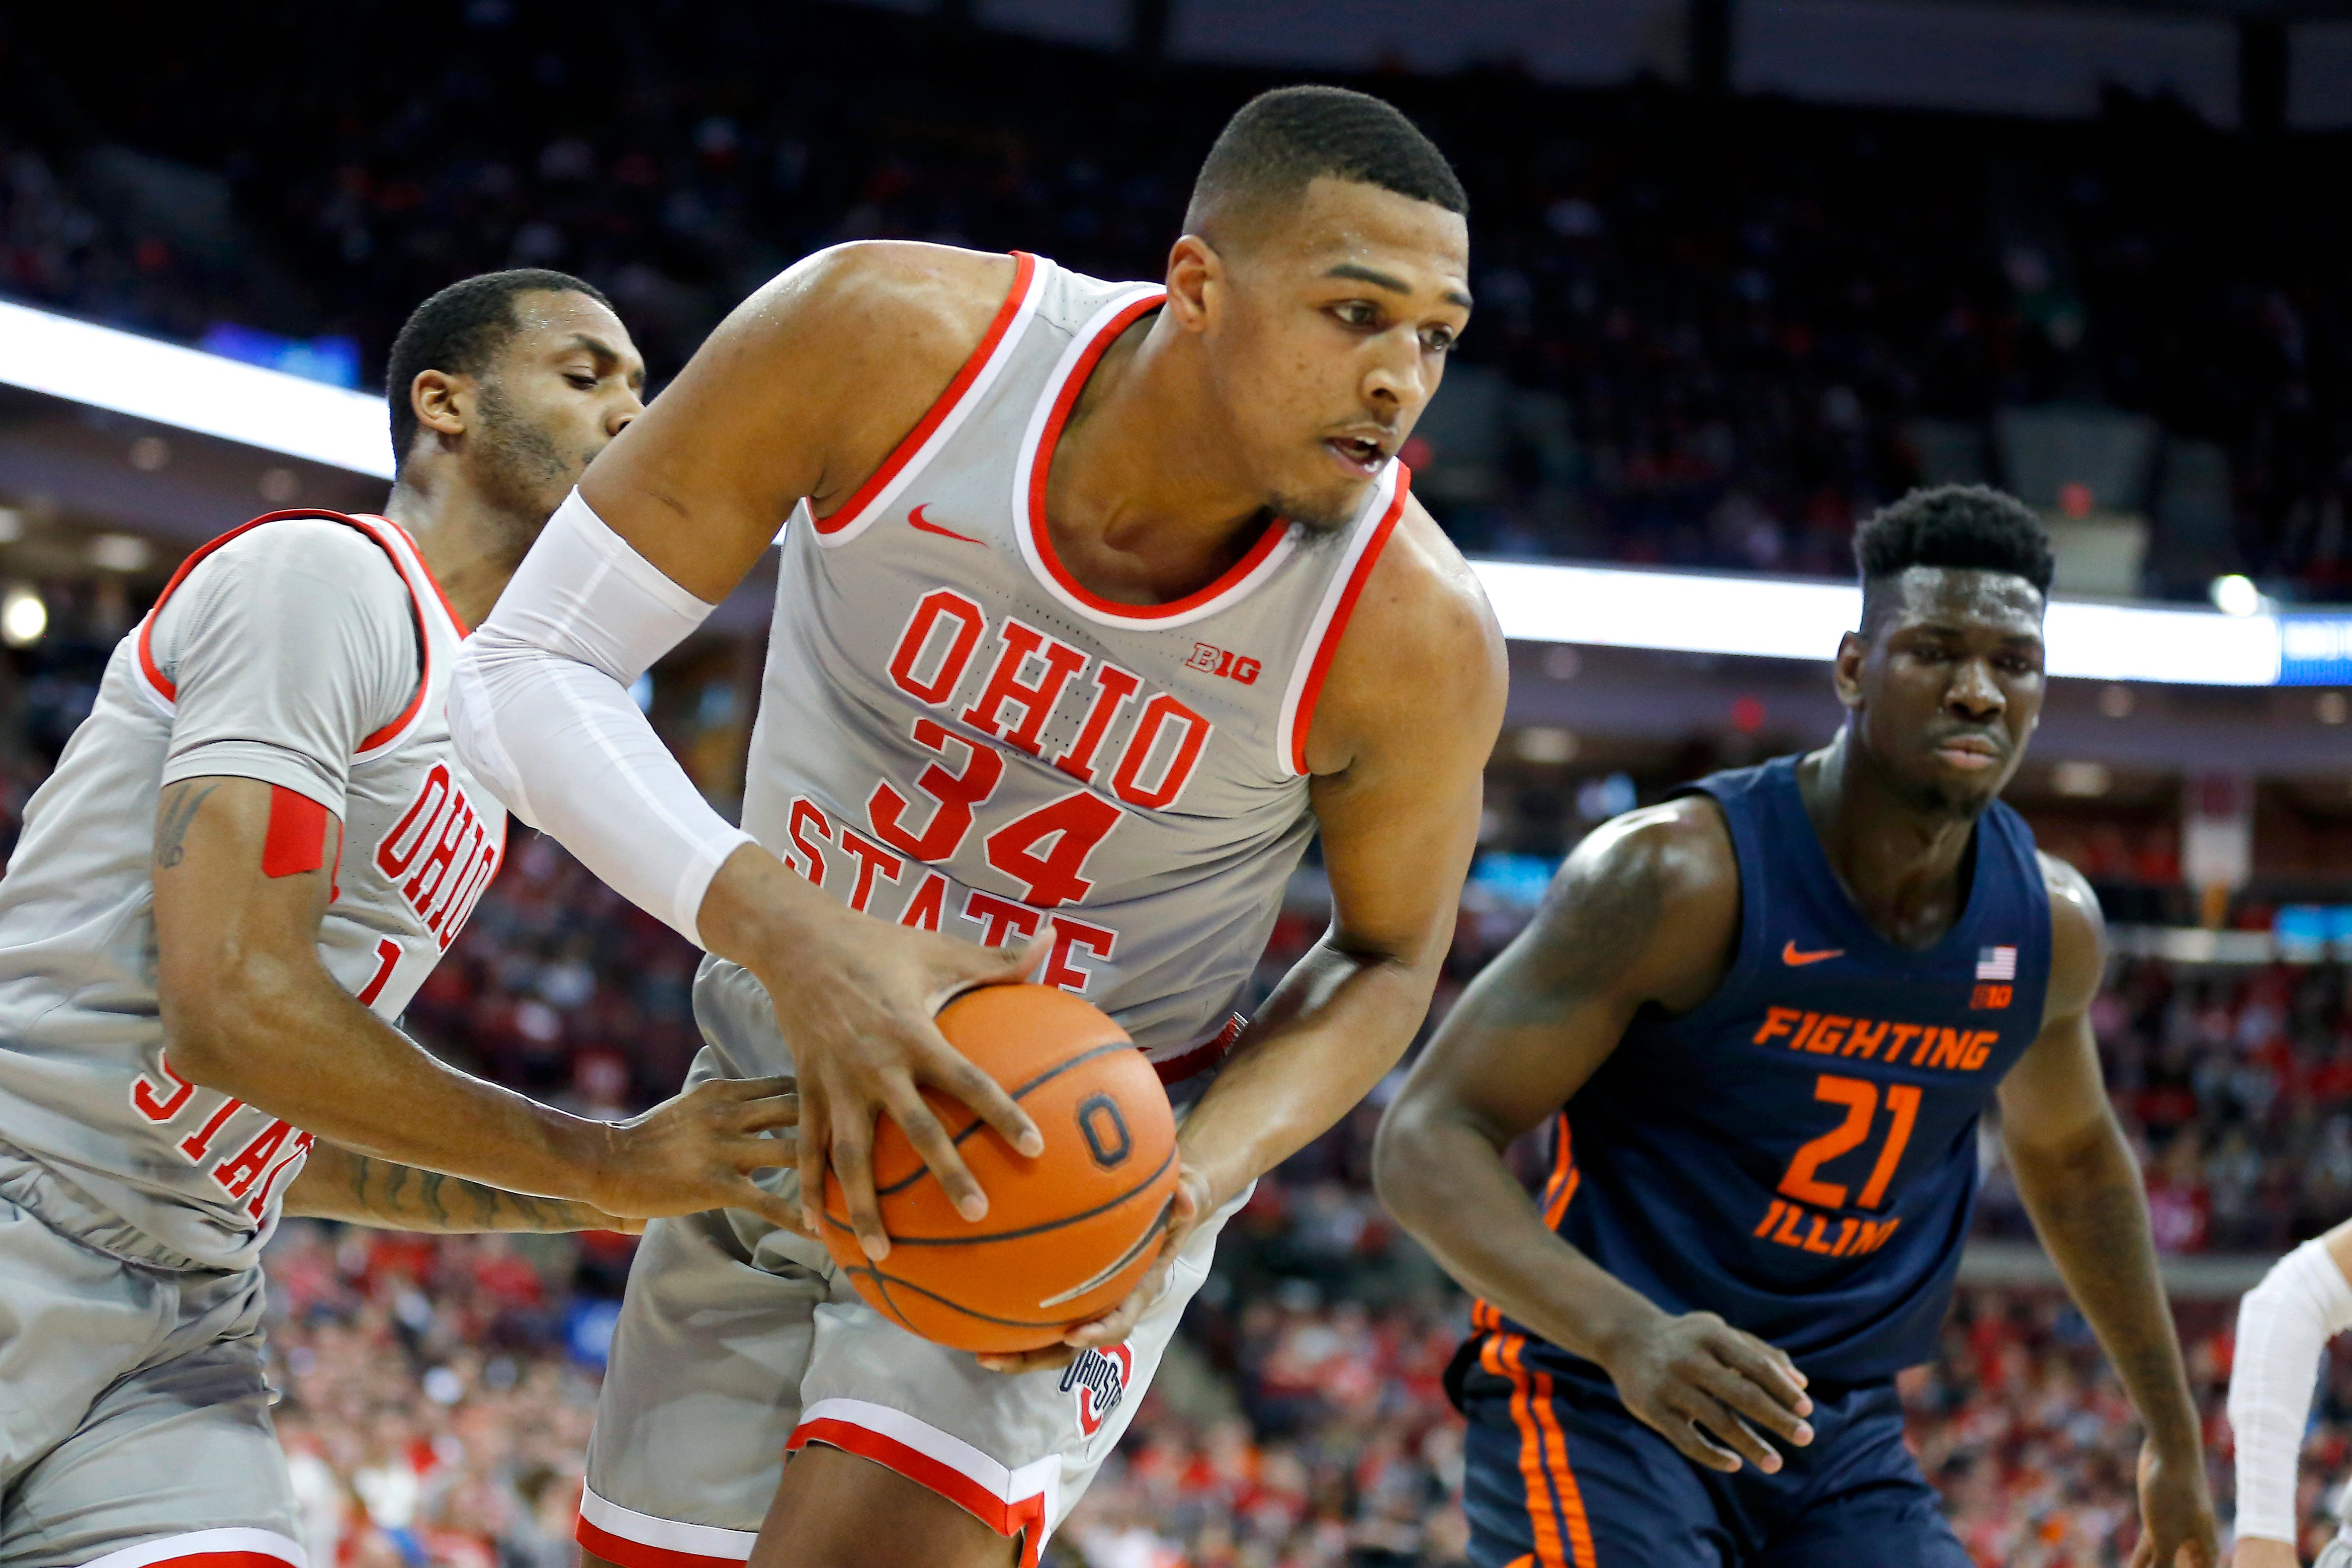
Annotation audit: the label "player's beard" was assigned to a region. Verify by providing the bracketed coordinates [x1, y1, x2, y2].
[1268, 489, 1357, 542]
[473, 377, 587, 544]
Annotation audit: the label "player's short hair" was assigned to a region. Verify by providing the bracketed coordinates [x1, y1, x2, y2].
[386, 268, 613, 471]
[1184, 85, 1466, 244]
[1855, 485, 2056, 632]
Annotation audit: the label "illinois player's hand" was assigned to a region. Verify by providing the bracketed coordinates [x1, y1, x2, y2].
[974, 1162, 1213, 1376]
[1595, 1309, 1814, 1474]
[2132, 1439, 2218, 1568]
[591, 1075, 807, 1235]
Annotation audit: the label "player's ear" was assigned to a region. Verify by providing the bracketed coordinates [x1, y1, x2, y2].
[1832, 631, 1866, 709]
[1164, 234, 1218, 331]
[410, 369, 470, 441]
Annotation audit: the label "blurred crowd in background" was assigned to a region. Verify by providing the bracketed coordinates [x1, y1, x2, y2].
[5, 1, 2352, 595]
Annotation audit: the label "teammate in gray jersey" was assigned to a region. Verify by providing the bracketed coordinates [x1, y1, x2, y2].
[0, 272, 800, 1567]
[452, 89, 1506, 1567]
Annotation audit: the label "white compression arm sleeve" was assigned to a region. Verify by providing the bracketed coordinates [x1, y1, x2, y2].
[2229, 1236, 2352, 1543]
[450, 489, 754, 944]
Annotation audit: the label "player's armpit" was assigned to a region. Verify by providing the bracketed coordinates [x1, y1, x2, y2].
[1167, 503, 1507, 1209]
[578, 242, 1018, 603]
[283, 1143, 643, 1234]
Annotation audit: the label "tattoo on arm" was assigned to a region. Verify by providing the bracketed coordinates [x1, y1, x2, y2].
[154, 780, 223, 868]
[341, 1151, 597, 1232]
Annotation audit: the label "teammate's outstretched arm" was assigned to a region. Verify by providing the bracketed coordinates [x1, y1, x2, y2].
[451, 243, 1053, 1260]
[152, 777, 803, 1233]
[1994, 856, 2217, 1567]
[2230, 1218, 2352, 1567]
[1374, 800, 1818, 1475]
[283, 1141, 643, 1233]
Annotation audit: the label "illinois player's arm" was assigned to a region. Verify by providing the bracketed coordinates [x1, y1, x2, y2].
[283, 1142, 642, 1233]
[1993, 856, 2217, 1568]
[452, 242, 1055, 1260]
[970, 502, 1508, 1376]
[147, 522, 802, 1235]
[1374, 794, 1820, 1476]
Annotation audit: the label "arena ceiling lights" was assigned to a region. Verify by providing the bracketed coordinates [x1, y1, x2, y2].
[3, 300, 2343, 687]
[1473, 561, 2305, 687]
[0, 299, 394, 480]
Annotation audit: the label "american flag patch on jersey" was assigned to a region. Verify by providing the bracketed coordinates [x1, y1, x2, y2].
[1976, 945, 2018, 981]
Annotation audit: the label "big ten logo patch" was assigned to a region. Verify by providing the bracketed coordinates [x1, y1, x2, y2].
[1970, 984, 2013, 1010]
[1185, 642, 1261, 684]
[375, 762, 503, 949]
[1063, 1342, 1135, 1436]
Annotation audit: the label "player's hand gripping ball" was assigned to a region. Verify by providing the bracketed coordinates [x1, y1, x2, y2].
[818, 984, 1179, 1353]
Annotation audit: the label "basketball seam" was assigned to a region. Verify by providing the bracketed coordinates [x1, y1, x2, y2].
[827, 1146, 1176, 1247]
[864, 1036, 1140, 1199]
[841, 1253, 1157, 1331]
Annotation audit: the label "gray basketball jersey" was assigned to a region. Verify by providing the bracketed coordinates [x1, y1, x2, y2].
[742, 252, 1409, 1076]
[0, 511, 507, 1269]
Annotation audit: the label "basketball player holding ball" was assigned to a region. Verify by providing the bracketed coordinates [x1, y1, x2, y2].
[449, 86, 1503, 1567]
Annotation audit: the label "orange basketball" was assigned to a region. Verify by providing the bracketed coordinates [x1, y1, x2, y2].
[819, 983, 1178, 1354]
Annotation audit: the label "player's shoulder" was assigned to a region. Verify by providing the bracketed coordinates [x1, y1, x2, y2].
[756, 241, 1017, 369]
[1310, 490, 1505, 768]
[2035, 847, 2106, 984]
[188, 514, 408, 608]
[1567, 795, 1739, 907]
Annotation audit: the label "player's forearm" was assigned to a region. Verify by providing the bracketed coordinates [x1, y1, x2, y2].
[164, 964, 613, 1207]
[1374, 1102, 1667, 1363]
[2007, 1116, 2202, 1457]
[1177, 941, 1432, 1208]
[283, 1142, 632, 1233]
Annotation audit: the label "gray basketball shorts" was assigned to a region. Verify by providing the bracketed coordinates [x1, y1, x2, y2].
[0, 1161, 302, 1568]
[578, 960, 1242, 1568]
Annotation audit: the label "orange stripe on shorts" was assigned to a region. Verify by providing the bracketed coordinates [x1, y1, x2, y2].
[1513, 1339, 1598, 1568]
[1488, 1333, 1581, 1568]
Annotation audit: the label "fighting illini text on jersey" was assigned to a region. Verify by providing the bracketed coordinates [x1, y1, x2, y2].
[737, 251, 1407, 1082]
[1479, 755, 2051, 1385]
[0, 512, 504, 1270]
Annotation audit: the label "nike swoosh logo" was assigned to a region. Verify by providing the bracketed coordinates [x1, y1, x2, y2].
[909, 504, 983, 545]
[1782, 940, 1844, 966]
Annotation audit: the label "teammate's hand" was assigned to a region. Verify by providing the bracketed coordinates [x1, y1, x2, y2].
[1595, 1309, 1814, 1474]
[2131, 1439, 2219, 1568]
[974, 1162, 1211, 1375]
[590, 1075, 805, 1235]
[2230, 1540, 2297, 1568]
[747, 902, 1048, 1260]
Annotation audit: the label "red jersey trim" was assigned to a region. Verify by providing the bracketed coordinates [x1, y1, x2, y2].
[574, 1519, 746, 1568]
[814, 250, 1041, 538]
[1284, 468, 1410, 775]
[790, 1416, 1050, 1568]
[1017, 293, 1295, 624]
[133, 510, 434, 756]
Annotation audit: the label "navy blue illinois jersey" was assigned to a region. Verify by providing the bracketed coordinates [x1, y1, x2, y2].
[1478, 754, 2051, 1386]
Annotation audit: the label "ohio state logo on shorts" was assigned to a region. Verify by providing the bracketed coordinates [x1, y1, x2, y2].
[1062, 1342, 1134, 1436]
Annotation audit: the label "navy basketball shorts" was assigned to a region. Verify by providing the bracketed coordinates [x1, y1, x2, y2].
[1453, 1333, 1970, 1568]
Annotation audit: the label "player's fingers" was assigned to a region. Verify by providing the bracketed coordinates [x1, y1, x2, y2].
[919, 1028, 1043, 1158]
[732, 1178, 812, 1239]
[1065, 1290, 1148, 1351]
[1710, 1333, 1812, 1417]
[978, 1344, 1075, 1375]
[1643, 1401, 1746, 1473]
[710, 1074, 799, 1101]
[724, 1130, 799, 1170]
[886, 1085, 989, 1223]
[1679, 1391, 1783, 1473]
[957, 934, 1049, 987]
[830, 1118, 890, 1261]
[727, 1092, 803, 1134]
[1694, 1362, 1814, 1448]
[795, 1081, 831, 1235]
